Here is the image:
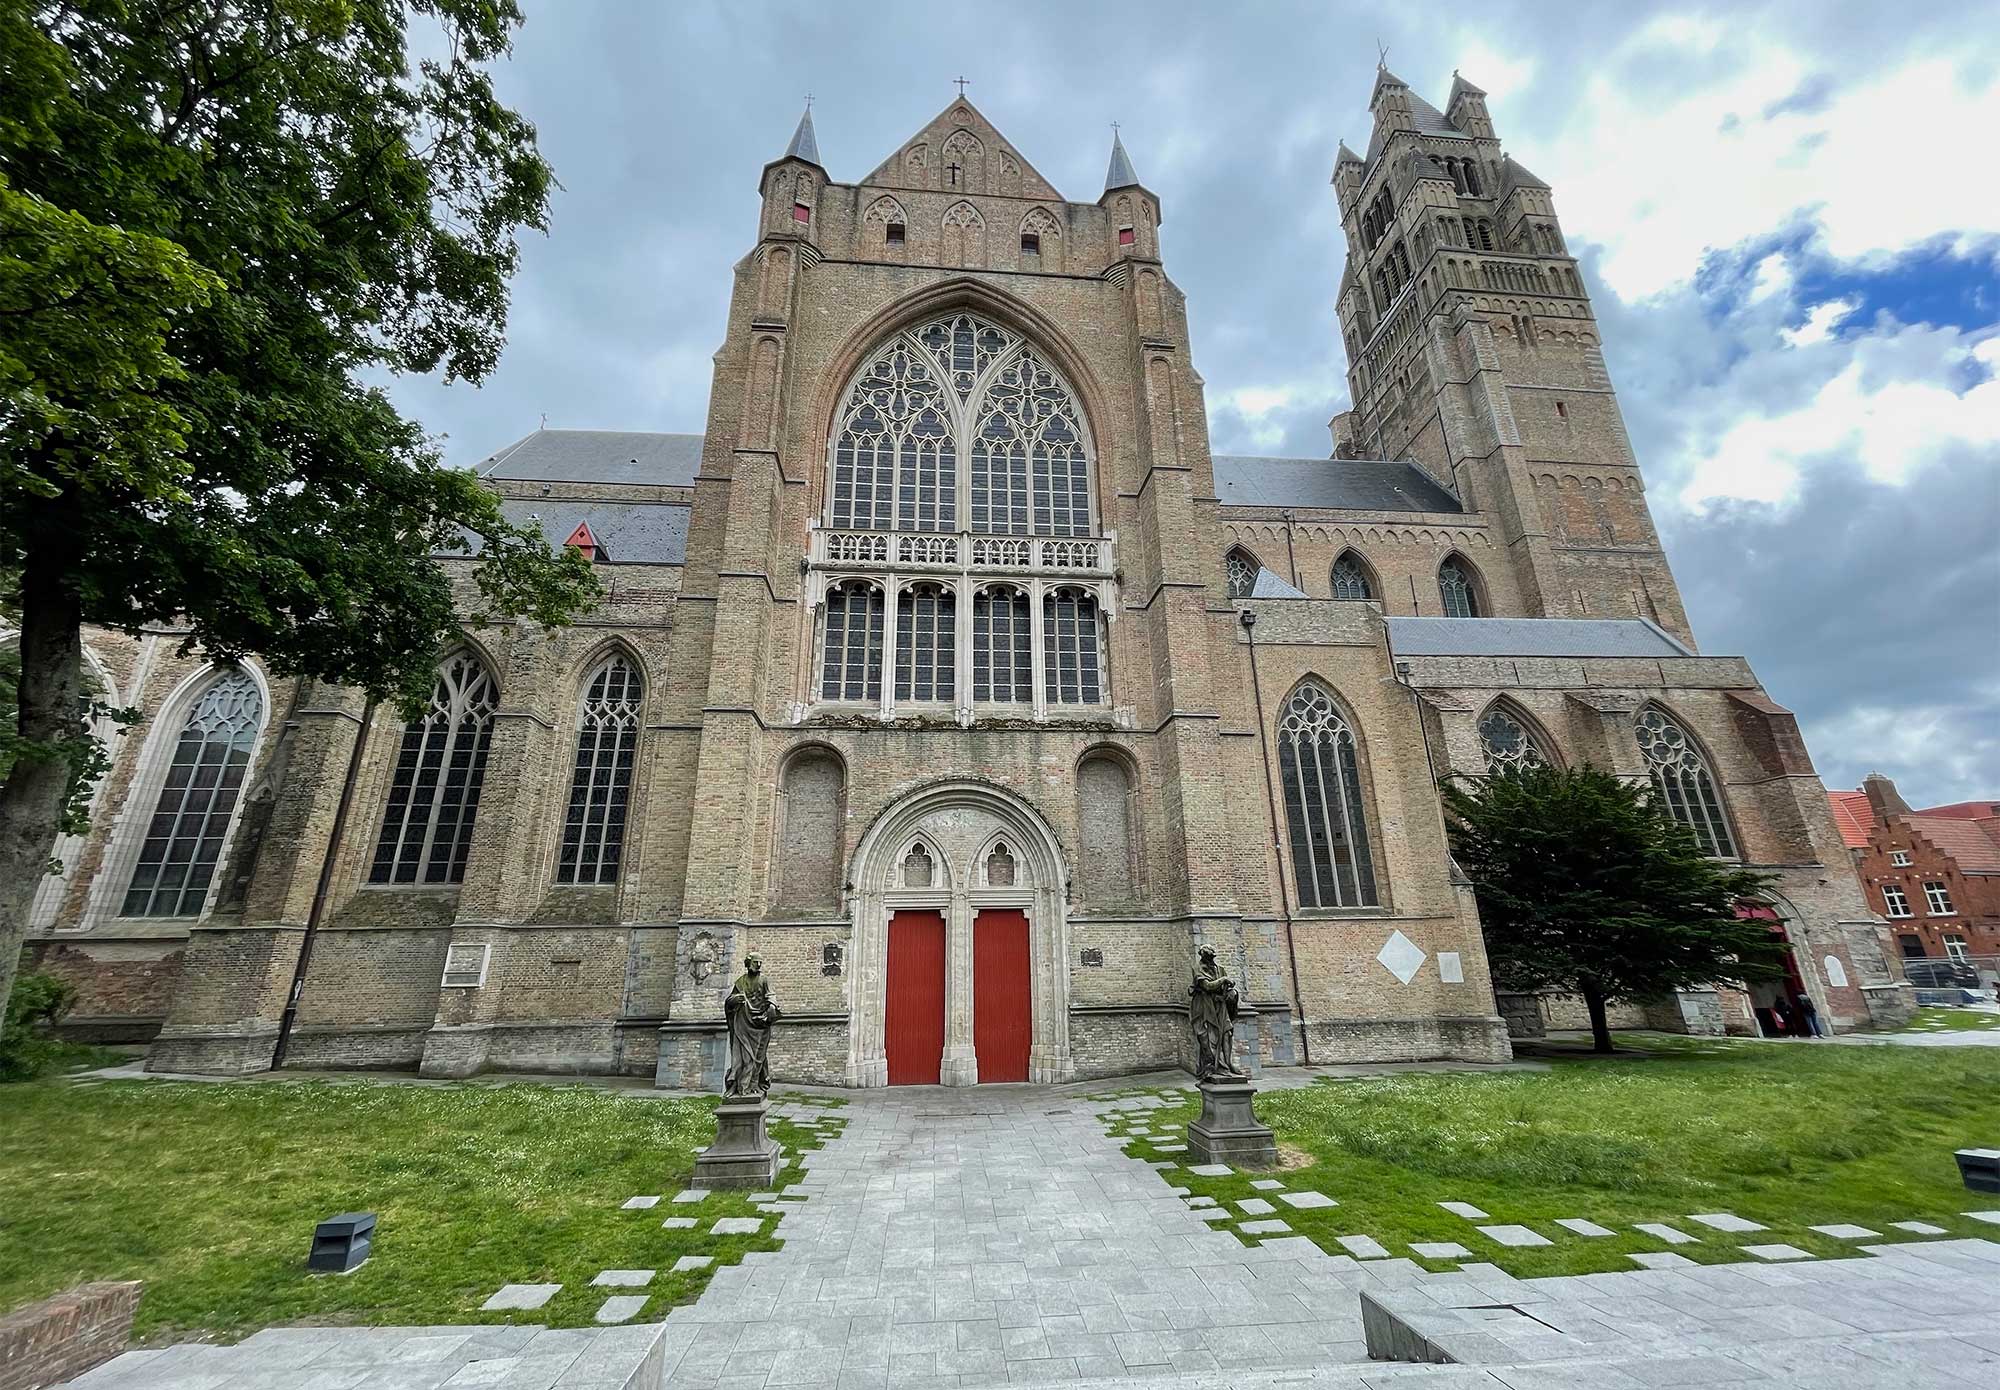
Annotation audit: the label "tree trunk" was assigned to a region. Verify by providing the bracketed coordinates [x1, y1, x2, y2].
[1581, 982, 1614, 1054]
[0, 552, 84, 1022]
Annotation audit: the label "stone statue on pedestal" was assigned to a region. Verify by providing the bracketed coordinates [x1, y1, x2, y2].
[1185, 943, 1277, 1168]
[723, 952, 781, 1098]
[694, 952, 784, 1187]
[1189, 945, 1249, 1082]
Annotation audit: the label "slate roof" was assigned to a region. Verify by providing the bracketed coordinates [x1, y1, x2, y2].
[783, 107, 821, 166]
[1499, 154, 1549, 196]
[1212, 455, 1462, 513]
[1828, 791, 1874, 849]
[1103, 131, 1140, 193]
[1366, 88, 1464, 165]
[1248, 567, 1308, 599]
[477, 430, 704, 487]
[450, 500, 690, 566]
[1384, 617, 1696, 659]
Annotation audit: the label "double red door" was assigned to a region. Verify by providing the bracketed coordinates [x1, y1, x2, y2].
[973, 909, 1030, 1083]
[885, 908, 1032, 1085]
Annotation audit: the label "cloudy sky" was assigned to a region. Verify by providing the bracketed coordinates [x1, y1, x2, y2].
[384, 1, 1999, 808]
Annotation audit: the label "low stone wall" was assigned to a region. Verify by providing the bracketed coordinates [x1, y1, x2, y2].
[0, 1281, 140, 1390]
[1304, 1014, 1512, 1064]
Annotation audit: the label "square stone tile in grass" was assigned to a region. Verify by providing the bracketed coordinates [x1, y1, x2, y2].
[1089, 1039, 2000, 1281]
[0, 1076, 849, 1340]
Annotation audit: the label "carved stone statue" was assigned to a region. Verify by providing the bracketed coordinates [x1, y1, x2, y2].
[1189, 945, 1248, 1082]
[723, 952, 781, 1097]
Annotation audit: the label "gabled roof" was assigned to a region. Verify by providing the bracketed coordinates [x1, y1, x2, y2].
[1213, 455, 1462, 513]
[1385, 617, 1696, 659]
[1915, 800, 2000, 819]
[861, 98, 1062, 201]
[1911, 816, 2000, 874]
[1103, 130, 1141, 194]
[1828, 791, 1874, 849]
[453, 500, 690, 566]
[477, 430, 703, 487]
[1365, 87, 1464, 165]
[781, 106, 821, 167]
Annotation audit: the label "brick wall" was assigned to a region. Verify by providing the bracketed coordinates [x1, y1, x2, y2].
[0, 1282, 140, 1390]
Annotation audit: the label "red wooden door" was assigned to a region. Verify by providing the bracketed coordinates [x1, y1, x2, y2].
[974, 908, 1031, 1083]
[885, 910, 946, 1085]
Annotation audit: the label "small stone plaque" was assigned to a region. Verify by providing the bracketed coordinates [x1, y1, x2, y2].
[621, 1196, 660, 1210]
[1809, 1224, 1879, 1239]
[1411, 1242, 1471, 1260]
[1438, 1202, 1489, 1220]
[1187, 1164, 1234, 1177]
[1477, 1224, 1553, 1248]
[1635, 1222, 1698, 1245]
[1437, 952, 1464, 984]
[1240, 1219, 1291, 1235]
[591, 1270, 654, 1287]
[482, 1283, 561, 1311]
[1742, 1244, 1814, 1261]
[711, 1216, 763, 1235]
[671, 1189, 711, 1204]
[1890, 1221, 1947, 1235]
[672, 1256, 713, 1272]
[661, 1217, 696, 1229]
[1687, 1213, 1766, 1232]
[1336, 1235, 1390, 1259]
[595, 1295, 649, 1323]
[1555, 1218, 1615, 1237]
[1080, 948, 1105, 968]
[1629, 1252, 1696, 1269]
[1250, 1179, 1283, 1191]
[1236, 1198, 1275, 1215]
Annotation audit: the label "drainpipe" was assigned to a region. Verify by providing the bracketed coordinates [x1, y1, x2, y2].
[272, 694, 377, 1070]
[1241, 608, 1311, 1065]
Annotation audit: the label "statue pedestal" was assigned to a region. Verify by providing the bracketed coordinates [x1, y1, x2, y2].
[1188, 1080, 1278, 1168]
[692, 1098, 783, 1188]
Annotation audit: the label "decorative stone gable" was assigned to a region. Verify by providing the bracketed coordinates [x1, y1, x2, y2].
[862, 99, 1061, 202]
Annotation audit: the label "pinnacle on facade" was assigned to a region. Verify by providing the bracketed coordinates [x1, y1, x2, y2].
[1336, 140, 1362, 166]
[1103, 129, 1140, 194]
[782, 104, 821, 167]
[1447, 70, 1487, 102]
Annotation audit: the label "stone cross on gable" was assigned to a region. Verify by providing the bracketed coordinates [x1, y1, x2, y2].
[946, 160, 962, 187]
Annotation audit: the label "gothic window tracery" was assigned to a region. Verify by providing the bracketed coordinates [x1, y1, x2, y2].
[821, 581, 886, 702]
[941, 200, 986, 267]
[370, 652, 496, 885]
[902, 842, 935, 888]
[1225, 547, 1259, 599]
[1439, 557, 1481, 618]
[1635, 707, 1737, 858]
[827, 313, 1093, 537]
[1276, 682, 1378, 909]
[1477, 703, 1548, 776]
[121, 669, 264, 917]
[986, 841, 1016, 886]
[556, 655, 643, 885]
[1331, 553, 1373, 600]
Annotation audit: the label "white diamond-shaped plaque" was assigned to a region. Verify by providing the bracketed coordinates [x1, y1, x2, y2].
[1376, 930, 1427, 985]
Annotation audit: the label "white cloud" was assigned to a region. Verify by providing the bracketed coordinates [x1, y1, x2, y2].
[1780, 296, 1859, 348]
[1524, 41, 2000, 299]
[1747, 252, 1792, 304]
[1678, 329, 2000, 509]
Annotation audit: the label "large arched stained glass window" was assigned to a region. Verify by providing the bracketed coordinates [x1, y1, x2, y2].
[370, 653, 497, 884]
[556, 655, 643, 885]
[121, 669, 264, 917]
[820, 581, 885, 702]
[1635, 706, 1737, 858]
[1331, 553, 1373, 601]
[1478, 703, 1548, 776]
[1276, 682, 1378, 908]
[828, 312, 1094, 537]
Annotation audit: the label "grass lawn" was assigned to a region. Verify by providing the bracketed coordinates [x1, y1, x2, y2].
[1897, 1006, 2000, 1032]
[0, 1075, 842, 1341]
[1099, 1034, 2000, 1278]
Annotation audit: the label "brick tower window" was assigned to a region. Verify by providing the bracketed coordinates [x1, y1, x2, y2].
[1276, 681, 1379, 909]
[370, 652, 497, 885]
[121, 668, 264, 917]
[555, 654, 643, 885]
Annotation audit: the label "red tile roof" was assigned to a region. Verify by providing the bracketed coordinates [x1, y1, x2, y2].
[1914, 799, 2000, 819]
[1827, 791, 1873, 849]
[1911, 815, 2000, 874]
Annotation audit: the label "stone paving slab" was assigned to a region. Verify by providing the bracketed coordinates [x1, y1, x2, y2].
[1688, 1212, 1767, 1232]
[1439, 1202, 1490, 1220]
[1279, 1190, 1339, 1210]
[1476, 1224, 1553, 1248]
[481, 1282, 562, 1311]
[1810, 1224, 1880, 1239]
[1633, 1222, 1698, 1245]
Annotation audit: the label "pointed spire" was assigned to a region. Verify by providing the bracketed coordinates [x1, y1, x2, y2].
[782, 104, 821, 167]
[1336, 141, 1363, 167]
[1103, 128, 1140, 194]
[1447, 70, 1487, 102]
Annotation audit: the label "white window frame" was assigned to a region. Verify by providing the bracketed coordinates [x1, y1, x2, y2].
[1881, 883, 1912, 918]
[440, 942, 492, 988]
[1943, 934, 1969, 962]
[1923, 881, 1955, 916]
[1888, 850, 1912, 867]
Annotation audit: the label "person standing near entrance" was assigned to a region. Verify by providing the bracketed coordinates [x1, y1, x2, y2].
[1795, 994, 1824, 1038]
[1769, 996, 1793, 1038]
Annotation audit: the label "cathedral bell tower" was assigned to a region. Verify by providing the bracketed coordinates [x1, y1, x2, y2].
[1332, 67, 1690, 637]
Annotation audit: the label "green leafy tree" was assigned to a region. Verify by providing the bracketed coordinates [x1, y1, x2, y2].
[1442, 763, 1786, 1053]
[0, 2, 600, 1017]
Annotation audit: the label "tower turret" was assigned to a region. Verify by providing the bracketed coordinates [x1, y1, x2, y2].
[1099, 129, 1161, 261]
[759, 104, 825, 245]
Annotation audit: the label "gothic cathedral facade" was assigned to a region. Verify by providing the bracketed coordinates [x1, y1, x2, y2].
[21, 73, 1914, 1085]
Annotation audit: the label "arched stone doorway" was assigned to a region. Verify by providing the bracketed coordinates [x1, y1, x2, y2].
[845, 781, 1073, 1086]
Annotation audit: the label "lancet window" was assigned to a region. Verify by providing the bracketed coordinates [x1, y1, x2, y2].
[556, 655, 643, 885]
[1331, 553, 1373, 600]
[1635, 707, 1737, 858]
[370, 653, 496, 885]
[1276, 682, 1378, 909]
[821, 582, 886, 702]
[121, 669, 264, 917]
[1439, 557, 1481, 618]
[973, 585, 1034, 703]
